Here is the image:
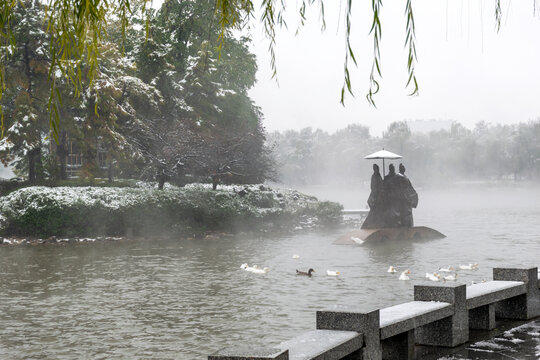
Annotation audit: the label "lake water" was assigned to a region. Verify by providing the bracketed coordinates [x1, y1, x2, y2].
[1, 185, 539, 359]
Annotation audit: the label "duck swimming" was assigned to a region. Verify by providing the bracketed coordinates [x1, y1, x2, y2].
[252, 267, 270, 274]
[438, 266, 454, 273]
[245, 265, 260, 272]
[296, 268, 315, 277]
[426, 272, 441, 282]
[398, 270, 411, 281]
[326, 270, 340, 276]
[388, 266, 397, 273]
[459, 263, 479, 270]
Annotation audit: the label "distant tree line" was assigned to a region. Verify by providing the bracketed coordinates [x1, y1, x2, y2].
[269, 120, 540, 186]
[0, 0, 275, 189]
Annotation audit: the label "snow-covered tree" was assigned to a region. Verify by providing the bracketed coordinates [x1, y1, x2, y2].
[124, 0, 274, 188]
[0, 0, 51, 182]
[1, 0, 275, 187]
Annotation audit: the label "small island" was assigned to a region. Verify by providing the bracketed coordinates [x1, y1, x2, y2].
[0, 182, 343, 242]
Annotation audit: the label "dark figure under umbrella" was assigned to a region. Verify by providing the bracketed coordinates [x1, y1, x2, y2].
[382, 164, 402, 227]
[397, 163, 418, 227]
[362, 164, 385, 229]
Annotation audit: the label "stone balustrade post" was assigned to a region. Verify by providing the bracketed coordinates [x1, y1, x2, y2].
[493, 267, 540, 320]
[316, 306, 382, 360]
[414, 283, 468, 347]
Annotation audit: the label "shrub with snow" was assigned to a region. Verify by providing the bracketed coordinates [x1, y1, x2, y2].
[0, 184, 343, 237]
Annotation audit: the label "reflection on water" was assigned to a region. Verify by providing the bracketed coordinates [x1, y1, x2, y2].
[1, 187, 539, 359]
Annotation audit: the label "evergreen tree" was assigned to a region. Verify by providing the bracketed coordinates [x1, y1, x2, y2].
[0, 0, 51, 182]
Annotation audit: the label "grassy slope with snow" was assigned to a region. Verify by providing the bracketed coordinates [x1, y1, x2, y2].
[0, 184, 342, 237]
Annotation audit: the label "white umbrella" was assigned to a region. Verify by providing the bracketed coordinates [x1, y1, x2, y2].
[364, 149, 402, 178]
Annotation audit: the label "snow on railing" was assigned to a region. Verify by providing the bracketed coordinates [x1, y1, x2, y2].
[208, 266, 540, 360]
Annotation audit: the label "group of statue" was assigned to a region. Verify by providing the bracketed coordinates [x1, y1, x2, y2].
[362, 163, 418, 229]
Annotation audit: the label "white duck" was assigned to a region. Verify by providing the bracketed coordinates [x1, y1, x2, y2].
[240, 263, 248, 270]
[292, 254, 300, 259]
[426, 272, 441, 282]
[245, 265, 260, 272]
[387, 266, 397, 273]
[399, 270, 411, 281]
[438, 266, 454, 273]
[444, 273, 458, 281]
[326, 270, 340, 276]
[251, 267, 270, 274]
[459, 263, 479, 270]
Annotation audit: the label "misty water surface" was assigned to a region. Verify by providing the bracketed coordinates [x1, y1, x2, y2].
[0, 186, 539, 359]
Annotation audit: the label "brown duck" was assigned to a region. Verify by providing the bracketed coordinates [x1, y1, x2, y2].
[296, 268, 315, 277]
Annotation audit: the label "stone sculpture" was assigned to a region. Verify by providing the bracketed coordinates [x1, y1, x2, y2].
[397, 163, 418, 227]
[362, 163, 418, 229]
[361, 164, 385, 229]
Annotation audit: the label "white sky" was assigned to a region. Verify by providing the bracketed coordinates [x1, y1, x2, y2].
[246, 0, 540, 136]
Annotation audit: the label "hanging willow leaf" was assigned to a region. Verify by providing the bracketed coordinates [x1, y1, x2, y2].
[404, 0, 418, 97]
[365, 0, 383, 106]
[495, 0, 502, 32]
[340, 0, 356, 105]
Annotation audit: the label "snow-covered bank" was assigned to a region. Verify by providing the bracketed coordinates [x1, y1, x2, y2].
[0, 184, 343, 238]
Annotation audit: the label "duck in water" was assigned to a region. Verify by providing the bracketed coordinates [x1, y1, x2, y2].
[296, 268, 315, 277]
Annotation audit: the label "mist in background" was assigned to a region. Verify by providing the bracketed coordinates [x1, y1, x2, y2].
[268, 119, 540, 188]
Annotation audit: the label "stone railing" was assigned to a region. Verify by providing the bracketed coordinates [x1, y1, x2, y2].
[208, 266, 540, 360]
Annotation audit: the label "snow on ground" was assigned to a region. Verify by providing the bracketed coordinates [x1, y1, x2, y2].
[468, 341, 508, 351]
[442, 320, 540, 359]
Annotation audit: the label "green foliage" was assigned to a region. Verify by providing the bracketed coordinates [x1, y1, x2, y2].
[315, 201, 343, 226]
[404, 0, 418, 97]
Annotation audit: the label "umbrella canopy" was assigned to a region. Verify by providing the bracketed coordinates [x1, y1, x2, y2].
[364, 149, 402, 160]
[364, 149, 402, 179]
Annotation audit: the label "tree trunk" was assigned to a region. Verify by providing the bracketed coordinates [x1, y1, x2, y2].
[28, 149, 36, 183]
[35, 147, 43, 182]
[158, 175, 166, 190]
[57, 131, 67, 180]
[212, 174, 219, 190]
[108, 163, 113, 183]
[27, 147, 41, 183]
